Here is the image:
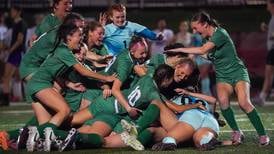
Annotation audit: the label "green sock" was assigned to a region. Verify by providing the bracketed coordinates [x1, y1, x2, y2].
[76, 133, 103, 148]
[24, 116, 39, 127]
[37, 122, 58, 138]
[221, 107, 239, 131]
[247, 109, 266, 136]
[7, 129, 20, 140]
[54, 129, 70, 140]
[136, 104, 160, 133]
[137, 129, 153, 146]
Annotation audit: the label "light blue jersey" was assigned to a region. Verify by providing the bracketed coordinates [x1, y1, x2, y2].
[103, 21, 157, 56]
[171, 95, 219, 133]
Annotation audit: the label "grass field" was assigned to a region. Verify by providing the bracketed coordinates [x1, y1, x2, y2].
[0, 102, 274, 154]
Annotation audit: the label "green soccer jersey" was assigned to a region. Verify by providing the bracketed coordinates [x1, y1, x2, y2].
[105, 51, 137, 89]
[146, 54, 166, 76]
[208, 27, 249, 84]
[26, 43, 78, 102]
[19, 28, 58, 79]
[93, 45, 109, 56]
[35, 13, 61, 37]
[89, 75, 163, 115]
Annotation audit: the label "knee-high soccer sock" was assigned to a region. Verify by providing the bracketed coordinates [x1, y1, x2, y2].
[221, 107, 239, 131]
[246, 109, 266, 136]
[75, 133, 103, 148]
[24, 116, 39, 127]
[137, 129, 153, 146]
[7, 129, 20, 140]
[6, 116, 39, 140]
[136, 104, 160, 133]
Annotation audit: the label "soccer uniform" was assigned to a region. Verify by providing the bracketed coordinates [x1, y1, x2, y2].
[19, 28, 58, 79]
[207, 27, 250, 85]
[103, 21, 157, 56]
[86, 75, 163, 128]
[93, 45, 109, 56]
[26, 43, 78, 103]
[146, 53, 166, 75]
[171, 95, 219, 134]
[35, 13, 61, 38]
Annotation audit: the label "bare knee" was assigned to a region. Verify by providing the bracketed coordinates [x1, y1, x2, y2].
[238, 100, 254, 113]
[58, 106, 71, 119]
[218, 97, 230, 109]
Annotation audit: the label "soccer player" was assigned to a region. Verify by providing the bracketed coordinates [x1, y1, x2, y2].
[19, 12, 84, 81]
[167, 11, 270, 146]
[152, 88, 220, 151]
[30, 0, 72, 44]
[102, 4, 162, 56]
[24, 23, 115, 152]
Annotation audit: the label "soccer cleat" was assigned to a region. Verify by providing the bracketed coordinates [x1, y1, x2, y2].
[43, 127, 57, 152]
[199, 138, 222, 151]
[121, 119, 138, 136]
[0, 131, 9, 150]
[152, 142, 176, 151]
[35, 138, 44, 152]
[16, 127, 29, 150]
[26, 126, 40, 152]
[59, 128, 77, 152]
[259, 135, 270, 147]
[120, 132, 144, 151]
[231, 130, 244, 146]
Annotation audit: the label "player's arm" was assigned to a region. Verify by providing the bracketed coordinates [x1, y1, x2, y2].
[175, 88, 217, 104]
[166, 41, 215, 55]
[73, 63, 116, 82]
[8, 32, 24, 53]
[165, 100, 203, 113]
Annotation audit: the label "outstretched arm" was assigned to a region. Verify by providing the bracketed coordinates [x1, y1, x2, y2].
[175, 88, 217, 104]
[167, 42, 215, 55]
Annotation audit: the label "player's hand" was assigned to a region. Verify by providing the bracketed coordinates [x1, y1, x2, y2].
[127, 107, 142, 119]
[105, 73, 117, 82]
[134, 64, 147, 77]
[175, 88, 190, 95]
[97, 55, 113, 63]
[67, 82, 86, 92]
[195, 102, 206, 110]
[103, 88, 112, 99]
[156, 32, 164, 41]
[99, 12, 108, 26]
[93, 61, 108, 68]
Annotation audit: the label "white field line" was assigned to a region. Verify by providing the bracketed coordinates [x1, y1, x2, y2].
[1, 110, 33, 114]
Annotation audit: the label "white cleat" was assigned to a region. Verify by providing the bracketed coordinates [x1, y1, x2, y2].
[43, 127, 57, 152]
[26, 126, 40, 152]
[120, 131, 144, 151]
[121, 119, 138, 136]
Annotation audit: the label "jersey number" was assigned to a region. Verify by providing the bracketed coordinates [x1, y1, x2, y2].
[128, 86, 141, 107]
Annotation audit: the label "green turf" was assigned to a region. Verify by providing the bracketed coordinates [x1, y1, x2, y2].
[1, 103, 274, 153]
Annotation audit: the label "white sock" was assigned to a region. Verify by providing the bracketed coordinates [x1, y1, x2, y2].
[162, 137, 177, 145]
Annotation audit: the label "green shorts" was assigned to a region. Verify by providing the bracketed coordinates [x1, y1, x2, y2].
[84, 113, 121, 130]
[216, 68, 250, 86]
[64, 89, 83, 112]
[82, 89, 102, 103]
[19, 62, 38, 80]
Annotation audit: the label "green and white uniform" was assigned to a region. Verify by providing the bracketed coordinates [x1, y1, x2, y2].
[35, 13, 61, 37]
[19, 28, 58, 79]
[105, 51, 137, 89]
[86, 75, 163, 127]
[208, 27, 250, 85]
[93, 45, 109, 56]
[146, 54, 166, 75]
[26, 43, 78, 103]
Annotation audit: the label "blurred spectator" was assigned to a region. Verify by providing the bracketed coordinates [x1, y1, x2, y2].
[0, 6, 27, 106]
[174, 20, 192, 47]
[151, 19, 174, 54]
[25, 13, 44, 50]
[0, 12, 8, 51]
[254, 0, 274, 106]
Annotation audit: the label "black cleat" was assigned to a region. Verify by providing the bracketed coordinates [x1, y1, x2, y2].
[152, 142, 177, 151]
